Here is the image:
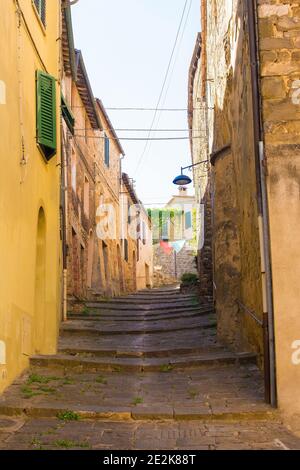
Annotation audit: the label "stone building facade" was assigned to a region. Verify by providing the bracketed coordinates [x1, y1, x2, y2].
[62, 9, 151, 304]
[94, 100, 126, 298]
[62, 47, 102, 304]
[190, 0, 300, 426]
[120, 174, 139, 293]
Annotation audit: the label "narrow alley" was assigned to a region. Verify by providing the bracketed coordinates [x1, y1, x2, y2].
[0, 287, 299, 450]
[2, 0, 300, 456]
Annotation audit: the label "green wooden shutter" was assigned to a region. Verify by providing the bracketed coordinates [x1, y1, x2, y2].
[36, 70, 57, 161]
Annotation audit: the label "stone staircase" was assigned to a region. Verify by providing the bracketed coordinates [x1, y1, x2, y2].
[0, 286, 275, 422]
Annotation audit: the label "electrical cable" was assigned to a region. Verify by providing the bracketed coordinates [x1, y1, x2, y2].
[138, 0, 193, 174]
[73, 134, 205, 141]
[134, 0, 190, 176]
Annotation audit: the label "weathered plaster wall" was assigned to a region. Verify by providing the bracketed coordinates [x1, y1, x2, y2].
[0, 0, 61, 392]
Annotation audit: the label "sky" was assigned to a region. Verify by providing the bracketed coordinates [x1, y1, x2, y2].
[72, 0, 200, 207]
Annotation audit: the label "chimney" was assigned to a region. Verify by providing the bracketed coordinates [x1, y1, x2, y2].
[178, 187, 188, 196]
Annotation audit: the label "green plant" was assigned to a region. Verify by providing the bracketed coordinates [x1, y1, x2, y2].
[160, 364, 174, 373]
[181, 273, 199, 285]
[96, 376, 107, 384]
[132, 397, 143, 406]
[39, 386, 57, 394]
[27, 374, 60, 385]
[54, 439, 90, 449]
[62, 377, 75, 385]
[81, 306, 90, 315]
[57, 410, 80, 421]
[31, 437, 44, 450]
[21, 386, 42, 399]
[188, 389, 199, 399]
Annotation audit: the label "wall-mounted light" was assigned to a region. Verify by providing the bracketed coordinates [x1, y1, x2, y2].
[173, 160, 209, 186]
[62, 0, 80, 8]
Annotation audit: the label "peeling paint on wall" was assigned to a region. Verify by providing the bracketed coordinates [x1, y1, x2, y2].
[0, 341, 6, 365]
[0, 80, 6, 104]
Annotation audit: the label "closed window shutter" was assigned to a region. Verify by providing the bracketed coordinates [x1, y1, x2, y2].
[36, 70, 57, 161]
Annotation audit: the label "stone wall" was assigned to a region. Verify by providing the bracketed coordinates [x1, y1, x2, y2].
[153, 244, 198, 284]
[188, 33, 213, 299]
[196, 0, 264, 357]
[195, 0, 300, 424]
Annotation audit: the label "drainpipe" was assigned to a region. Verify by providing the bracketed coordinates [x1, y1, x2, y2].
[247, 0, 277, 407]
[61, 132, 69, 322]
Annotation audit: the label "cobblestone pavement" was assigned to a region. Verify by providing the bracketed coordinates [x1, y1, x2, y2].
[0, 286, 299, 450]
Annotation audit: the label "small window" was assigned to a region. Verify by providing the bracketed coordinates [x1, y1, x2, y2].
[185, 211, 192, 230]
[61, 94, 75, 134]
[36, 70, 56, 161]
[104, 134, 110, 167]
[128, 201, 131, 225]
[84, 176, 89, 216]
[142, 221, 147, 245]
[33, 0, 46, 27]
[71, 151, 77, 191]
[124, 239, 129, 262]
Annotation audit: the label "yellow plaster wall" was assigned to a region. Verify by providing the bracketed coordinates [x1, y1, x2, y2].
[0, 0, 61, 392]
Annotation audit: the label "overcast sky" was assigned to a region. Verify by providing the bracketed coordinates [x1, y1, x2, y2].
[72, 0, 200, 206]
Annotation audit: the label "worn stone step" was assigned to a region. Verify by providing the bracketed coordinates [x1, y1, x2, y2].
[115, 295, 198, 302]
[0, 363, 270, 424]
[57, 344, 227, 359]
[0, 403, 277, 423]
[60, 319, 217, 337]
[67, 309, 215, 323]
[29, 351, 257, 372]
[58, 328, 219, 355]
[85, 302, 201, 312]
[75, 305, 214, 318]
[108, 300, 200, 307]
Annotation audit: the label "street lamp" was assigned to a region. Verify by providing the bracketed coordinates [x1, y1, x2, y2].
[173, 159, 210, 186]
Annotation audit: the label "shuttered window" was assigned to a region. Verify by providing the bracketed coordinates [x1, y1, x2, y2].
[36, 70, 57, 161]
[33, 0, 46, 27]
[61, 94, 75, 134]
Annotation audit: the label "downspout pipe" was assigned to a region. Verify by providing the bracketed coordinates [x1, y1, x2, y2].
[247, 0, 277, 407]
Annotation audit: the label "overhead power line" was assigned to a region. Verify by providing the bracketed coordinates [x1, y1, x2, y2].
[70, 106, 214, 111]
[106, 107, 198, 112]
[134, 0, 190, 176]
[74, 128, 205, 132]
[152, 0, 193, 141]
[74, 134, 205, 142]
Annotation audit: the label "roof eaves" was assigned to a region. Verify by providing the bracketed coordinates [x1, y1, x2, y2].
[75, 49, 102, 130]
[63, 5, 77, 80]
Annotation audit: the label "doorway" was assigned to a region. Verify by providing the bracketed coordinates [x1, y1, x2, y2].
[34, 208, 46, 354]
[132, 250, 137, 292]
